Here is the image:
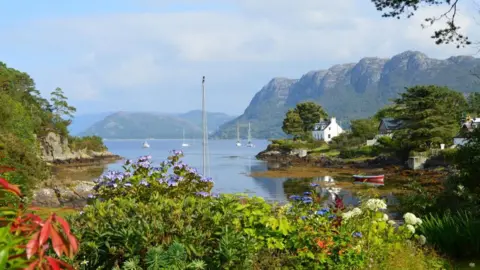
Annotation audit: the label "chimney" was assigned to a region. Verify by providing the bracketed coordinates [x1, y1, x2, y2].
[331, 117, 336, 123]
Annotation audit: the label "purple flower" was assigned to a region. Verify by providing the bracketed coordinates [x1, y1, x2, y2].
[157, 178, 165, 184]
[195, 191, 210, 197]
[211, 193, 220, 198]
[353, 232, 362, 238]
[87, 194, 95, 199]
[328, 214, 336, 220]
[316, 209, 328, 216]
[304, 191, 312, 196]
[200, 176, 213, 183]
[289, 195, 301, 201]
[124, 182, 133, 187]
[140, 179, 149, 186]
[301, 196, 313, 204]
[310, 183, 319, 187]
[301, 216, 308, 220]
[171, 149, 183, 156]
[137, 161, 151, 168]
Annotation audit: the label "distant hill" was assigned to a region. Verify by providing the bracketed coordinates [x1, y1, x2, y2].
[213, 51, 480, 139]
[178, 110, 236, 133]
[79, 111, 235, 139]
[69, 112, 114, 135]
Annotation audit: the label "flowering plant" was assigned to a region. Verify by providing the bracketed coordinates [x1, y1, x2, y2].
[91, 151, 214, 202]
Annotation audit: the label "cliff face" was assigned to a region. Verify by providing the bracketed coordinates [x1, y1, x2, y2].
[214, 51, 480, 139]
[40, 132, 118, 164]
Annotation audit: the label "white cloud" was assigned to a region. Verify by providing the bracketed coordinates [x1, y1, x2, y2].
[4, 0, 480, 114]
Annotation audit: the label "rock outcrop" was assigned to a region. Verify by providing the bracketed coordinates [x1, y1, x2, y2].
[40, 132, 121, 165]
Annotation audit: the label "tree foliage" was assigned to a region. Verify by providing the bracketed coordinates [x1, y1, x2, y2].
[282, 102, 328, 138]
[371, 0, 472, 47]
[350, 118, 378, 141]
[0, 61, 106, 201]
[467, 92, 480, 116]
[393, 85, 467, 153]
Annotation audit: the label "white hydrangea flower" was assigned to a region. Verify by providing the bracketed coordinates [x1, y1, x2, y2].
[342, 207, 363, 221]
[469, 262, 475, 268]
[406, 224, 415, 234]
[342, 211, 353, 221]
[365, 199, 387, 211]
[383, 214, 389, 221]
[403, 213, 418, 225]
[418, 235, 426, 245]
[416, 217, 422, 226]
[388, 220, 396, 226]
[352, 207, 362, 216]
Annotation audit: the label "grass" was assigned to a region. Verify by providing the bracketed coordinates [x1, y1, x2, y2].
[309, 144, 340, 157]
[27, 206, 78, 219]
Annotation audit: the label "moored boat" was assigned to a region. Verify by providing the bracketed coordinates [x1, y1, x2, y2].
[353, 174, 384, 186]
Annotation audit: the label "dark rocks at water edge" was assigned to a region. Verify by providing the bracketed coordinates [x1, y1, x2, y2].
[32, 181, 94, 208]
[256, 148, 402, 169]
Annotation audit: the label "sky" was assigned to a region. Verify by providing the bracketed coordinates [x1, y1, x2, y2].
[1, 0, 480, 116]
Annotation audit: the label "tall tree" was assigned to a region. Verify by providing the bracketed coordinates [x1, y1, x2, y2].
[467, 92, 480, 116]
[282, 102, 328, 138]
[393, 85, 467, 152]
[282, 109, 304, 138]
[50, 87, 76, 123]
[350, 118, 378, 140]
[371, 0, 473, 47]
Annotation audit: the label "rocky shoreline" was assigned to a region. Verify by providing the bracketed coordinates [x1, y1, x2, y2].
[256, 148, 403, 170]
[31, 132, 123, 208]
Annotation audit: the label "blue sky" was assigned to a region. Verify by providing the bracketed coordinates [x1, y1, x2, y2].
[1, 0, 478, 116]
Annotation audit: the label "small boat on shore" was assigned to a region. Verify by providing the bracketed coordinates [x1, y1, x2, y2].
[353, 174, 384, 186]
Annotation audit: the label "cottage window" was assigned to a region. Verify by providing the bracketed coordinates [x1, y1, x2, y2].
[328, 134, 331, 139]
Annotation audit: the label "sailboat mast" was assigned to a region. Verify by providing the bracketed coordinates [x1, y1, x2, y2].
[202, 76, 208, 176]
[237, 123, 240, 141]
[248, 122, 251, 142]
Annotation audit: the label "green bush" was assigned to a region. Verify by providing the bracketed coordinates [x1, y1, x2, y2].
[268, 139, 326, 152]
[339, 145, 378, 159]
[69, 152, 448, 269]
[69, 135, 107, 152]
[418, 211, 480, 260]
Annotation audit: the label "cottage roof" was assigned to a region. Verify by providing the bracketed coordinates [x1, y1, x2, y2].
[379, 118, 404, 131]
[313, 120, 331, 131]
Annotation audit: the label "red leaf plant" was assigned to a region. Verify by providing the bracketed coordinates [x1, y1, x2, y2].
[1, 166, 79, 269]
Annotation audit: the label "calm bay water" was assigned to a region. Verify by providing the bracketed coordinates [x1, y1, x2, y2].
[87, 139, 395, 205]
[103, 139, 291, 201]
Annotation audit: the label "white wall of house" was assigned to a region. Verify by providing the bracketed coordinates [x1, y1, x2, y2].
[312, 117, 344, 142]
[454, 137, 468, 146]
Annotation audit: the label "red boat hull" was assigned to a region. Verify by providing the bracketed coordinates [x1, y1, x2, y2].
[353, 175, 384, 186]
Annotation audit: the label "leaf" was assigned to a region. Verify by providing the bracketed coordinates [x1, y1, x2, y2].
[25, 260, 39, 270]
[50, 226, 68, 258]
[54, 215, 71, 235]
[46, 256, 61, 270]
[26, 232, 40, 259]
[0, 248, 9, 270]
[0, 177, 21, 196]
[38, 219, 52, 246]
[47, 257, 75, 270]
[67, 234, 79, 257]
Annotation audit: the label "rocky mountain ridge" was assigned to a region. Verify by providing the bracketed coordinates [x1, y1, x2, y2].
[214, 51, 480, 139]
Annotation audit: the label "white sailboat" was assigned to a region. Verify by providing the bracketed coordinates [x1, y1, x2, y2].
[143, 141, 150, 148]
[181, 128, 189, 147]
[236, 123, 242, 147]
[246, 122, 254, 148]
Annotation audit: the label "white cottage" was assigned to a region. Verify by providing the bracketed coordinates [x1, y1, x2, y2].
[312, 117, 343, 142]
[454, 117, 480, 146]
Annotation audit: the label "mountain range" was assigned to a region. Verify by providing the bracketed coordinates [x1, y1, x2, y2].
[213, 51, 480, 139]
[76, 111, 235, 139]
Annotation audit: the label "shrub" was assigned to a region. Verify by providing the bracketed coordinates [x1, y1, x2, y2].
[339, 145, 378, 159]
[70, 152, 447, 269]
[69, 135, 107, 152]
[418, 211, 480, 260]
[0, 169, 79, 269]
